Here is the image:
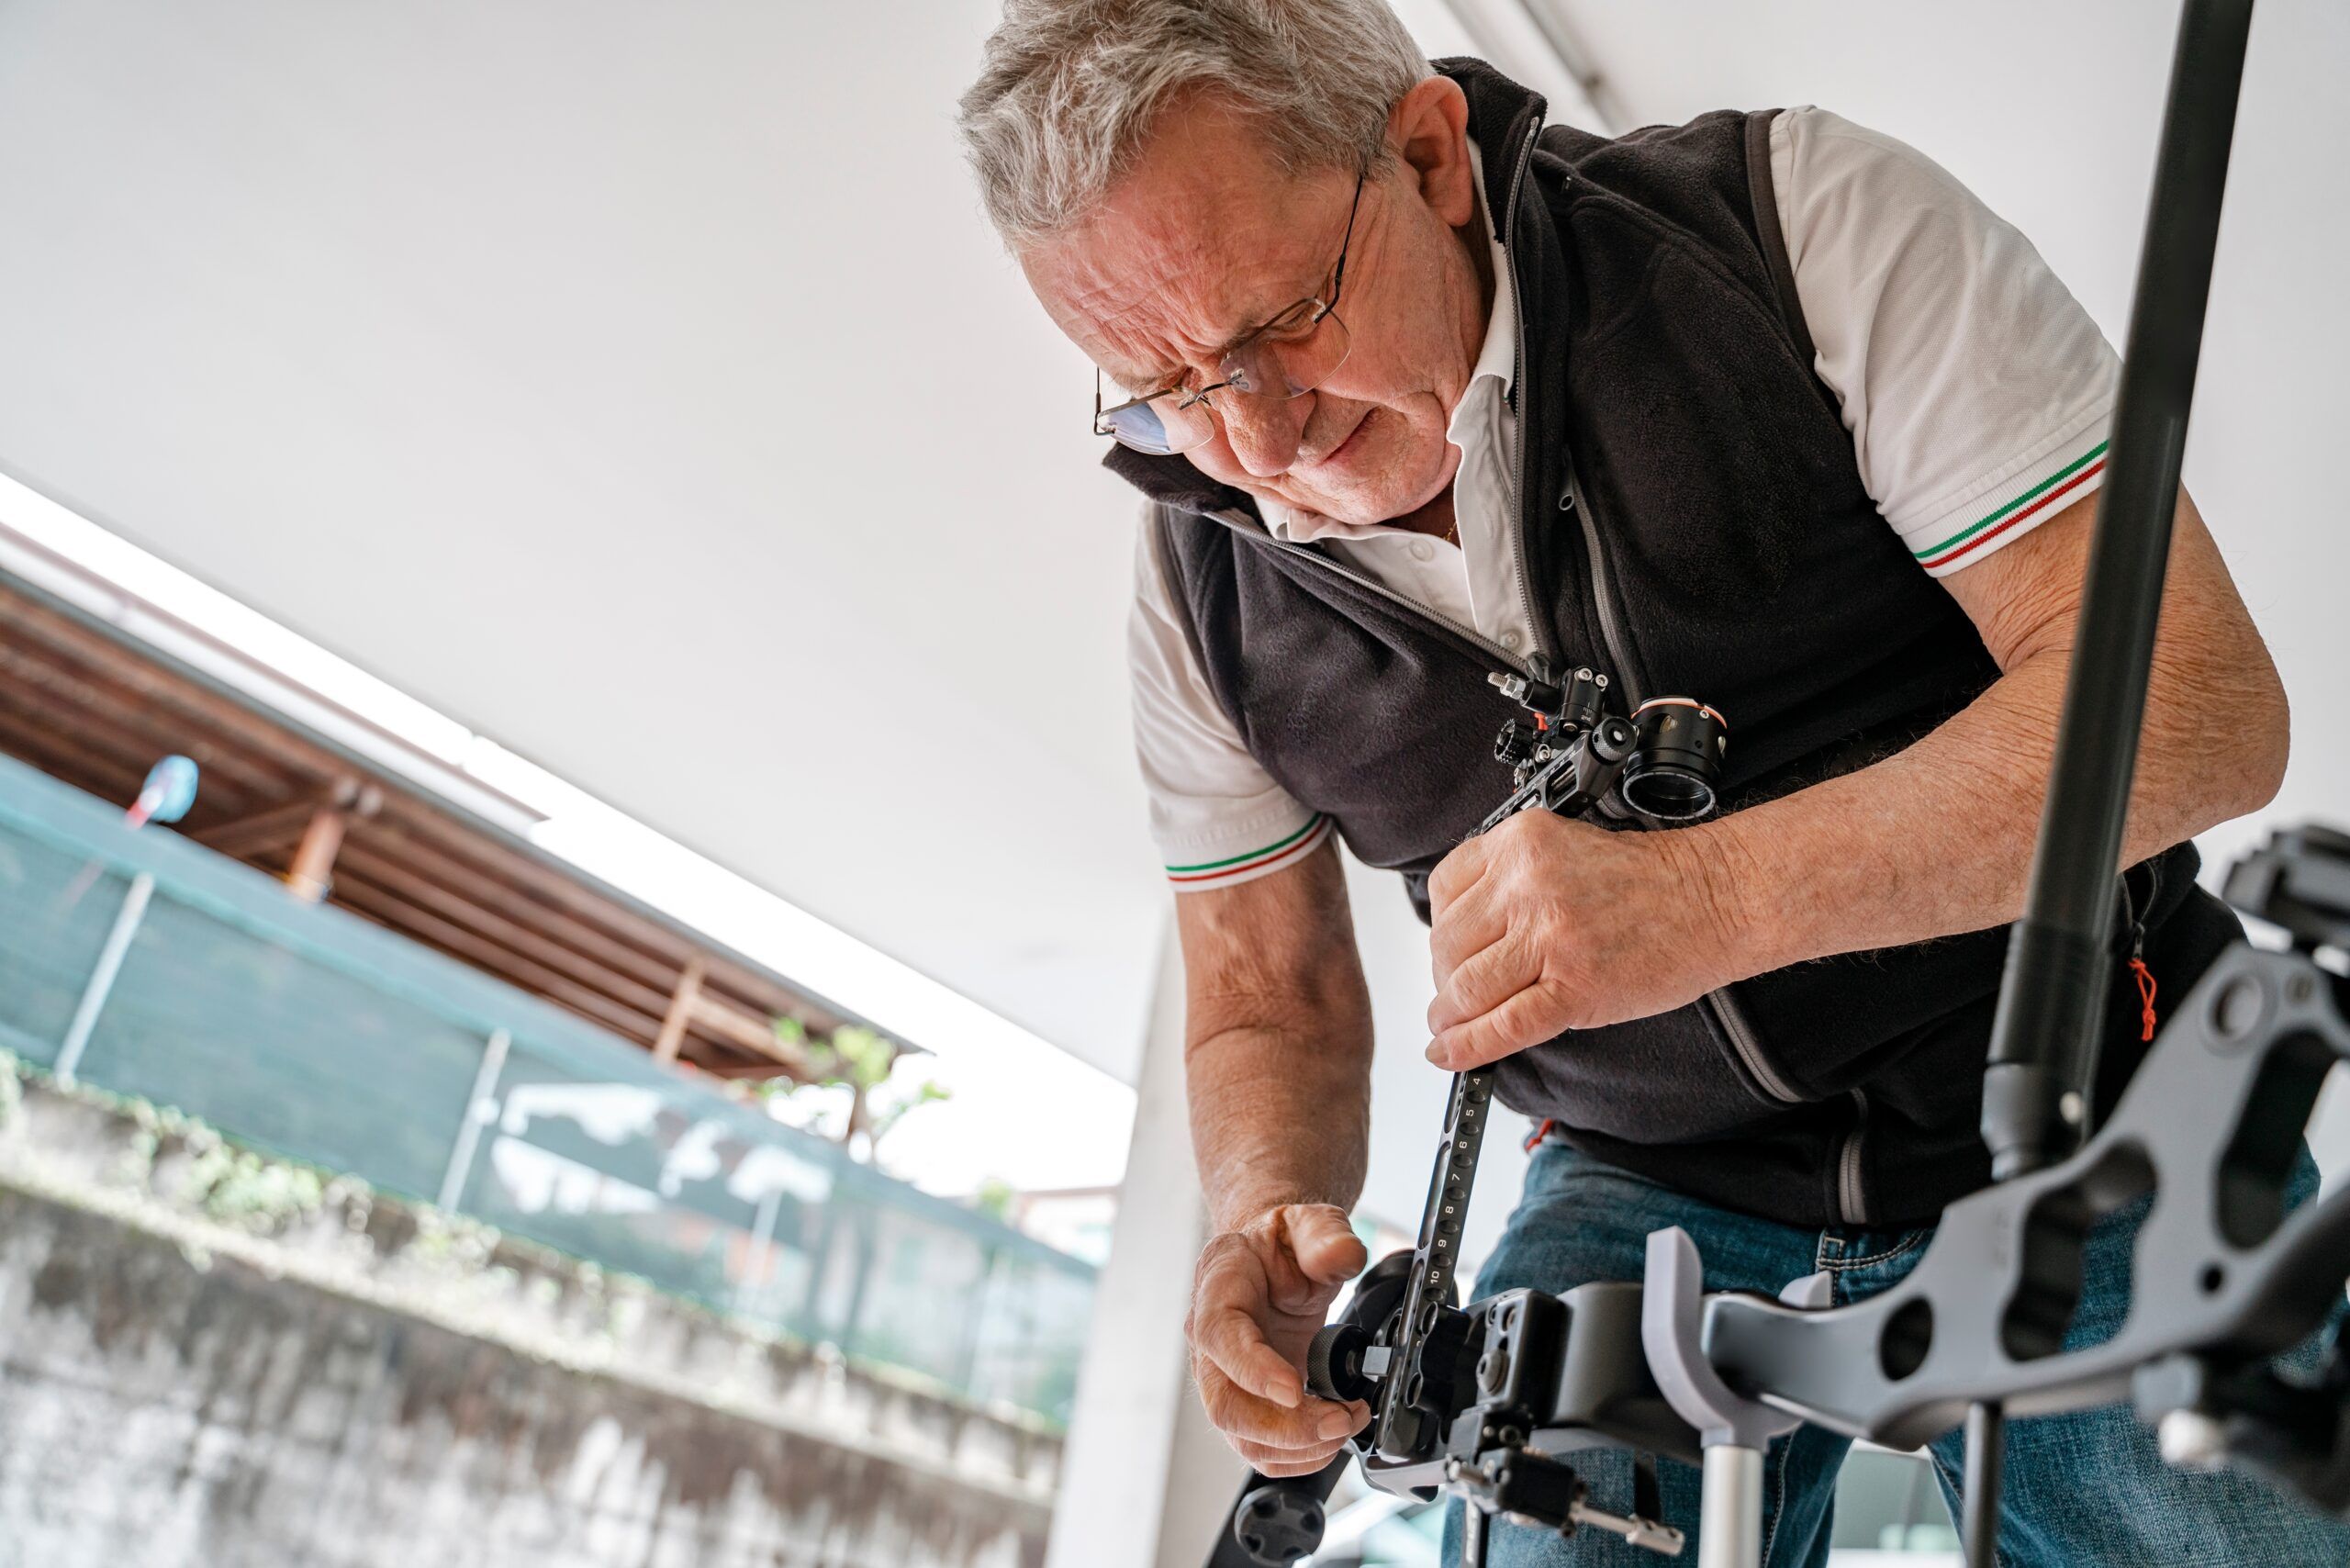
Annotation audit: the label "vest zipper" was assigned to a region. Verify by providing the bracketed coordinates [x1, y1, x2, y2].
[1836, 1089, 1870, 1226]
[1501, 115, 1553, 674]
[1497, 128, 1798, 1114]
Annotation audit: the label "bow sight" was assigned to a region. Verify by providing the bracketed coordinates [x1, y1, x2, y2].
[1211, 6, 2350, 1568]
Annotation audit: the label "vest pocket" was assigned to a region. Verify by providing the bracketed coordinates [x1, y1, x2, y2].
[1490, 998, 1800, 1146]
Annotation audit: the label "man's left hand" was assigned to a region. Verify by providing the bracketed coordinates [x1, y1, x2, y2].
[1425, 812, 1749, 1071]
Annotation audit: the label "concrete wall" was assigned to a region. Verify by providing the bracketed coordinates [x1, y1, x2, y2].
[0, 1072, 1058, 1568]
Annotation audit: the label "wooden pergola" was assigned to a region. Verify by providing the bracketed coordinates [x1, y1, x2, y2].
[0, 574, 868, 1083]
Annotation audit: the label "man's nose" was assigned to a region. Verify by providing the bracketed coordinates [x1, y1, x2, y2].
[1217, 391, 1307, 478]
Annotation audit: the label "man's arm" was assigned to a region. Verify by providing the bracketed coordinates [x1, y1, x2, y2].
[1425, 487, 2288, 1069]
[1177, 836, 1376, 1474]
[1709, 486, 2283, 975]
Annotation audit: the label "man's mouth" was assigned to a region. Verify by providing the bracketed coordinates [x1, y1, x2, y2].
[1300, 410, 1372, 475]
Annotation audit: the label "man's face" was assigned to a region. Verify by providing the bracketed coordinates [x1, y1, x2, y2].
[1022, 92, 1487, 528]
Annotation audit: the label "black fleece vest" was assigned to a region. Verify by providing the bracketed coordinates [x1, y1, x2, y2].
[1109, 61, 2232, 1227]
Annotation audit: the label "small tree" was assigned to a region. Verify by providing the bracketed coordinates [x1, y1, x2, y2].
[761, 1020, 949, 1163]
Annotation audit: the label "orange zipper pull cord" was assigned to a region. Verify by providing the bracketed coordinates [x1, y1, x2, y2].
[2127, 954, 2158, 1043]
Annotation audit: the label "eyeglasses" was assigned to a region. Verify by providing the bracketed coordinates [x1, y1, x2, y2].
[1092, 171, 1366, 456]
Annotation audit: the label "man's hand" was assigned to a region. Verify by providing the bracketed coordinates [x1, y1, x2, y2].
[1425, 812, 1747, 1072]
[1186, 1203, 1371, 1476]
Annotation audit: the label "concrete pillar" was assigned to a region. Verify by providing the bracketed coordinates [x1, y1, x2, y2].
[1045, 921, 1243, 1568]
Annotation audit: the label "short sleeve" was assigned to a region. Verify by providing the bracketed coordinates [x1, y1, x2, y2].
[1774, 107, 2118, 576]
[1128, 511, 1331, 890]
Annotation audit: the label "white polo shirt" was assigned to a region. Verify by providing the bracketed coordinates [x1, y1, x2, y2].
[1132, 107, 2119, 890]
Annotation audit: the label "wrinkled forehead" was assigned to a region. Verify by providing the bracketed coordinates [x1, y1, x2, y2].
[1019, 103, 1356, 385]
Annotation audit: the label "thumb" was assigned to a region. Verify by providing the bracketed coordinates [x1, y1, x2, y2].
[1281, 1204, 1368, 1285]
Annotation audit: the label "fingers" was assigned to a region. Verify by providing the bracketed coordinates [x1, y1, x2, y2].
[1426, 834, 1491, 919]
[1427, 875, 1504, 980]
[1190, 1239, 1304, 1408]
[1192, 1296, 1306, 1409]
[1427, 931, 1539, 1037]
[1188, 1212, 1370, 1466]
[1280, 1204, 1368, 1288]
[1427, 984, 1568, 1072]
[1224, 1401, 1371, 1475]
[1235, 1447, 1345, 1479]
[1197, 1360, 1365, 1451]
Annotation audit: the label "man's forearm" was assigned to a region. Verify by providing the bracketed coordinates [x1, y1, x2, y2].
[1187, 1017, 1371, 1233]
[1176, 841, 1376, 1234]
[1696, 495, 2287, 977]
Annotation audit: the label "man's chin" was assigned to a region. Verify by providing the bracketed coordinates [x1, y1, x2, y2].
[1301, 469, 1452, 530]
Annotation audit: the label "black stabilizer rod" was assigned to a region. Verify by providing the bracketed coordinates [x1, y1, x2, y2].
[1978, 0, 2255, 1183]
[1969, 6, 2255, 1565]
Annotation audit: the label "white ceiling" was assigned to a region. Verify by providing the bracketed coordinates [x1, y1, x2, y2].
[0, 0, 1585, 1101]
[0, 0, 1166, 1073]
[0, 0, 2342, 1230]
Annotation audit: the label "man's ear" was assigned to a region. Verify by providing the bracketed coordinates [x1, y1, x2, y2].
[1389, 76, 1477, 230]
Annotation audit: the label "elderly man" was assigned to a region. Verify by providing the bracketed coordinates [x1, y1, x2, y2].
[962, 3, 2342, 1562]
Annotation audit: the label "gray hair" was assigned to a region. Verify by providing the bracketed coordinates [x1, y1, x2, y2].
[958, 0, 1430, 249]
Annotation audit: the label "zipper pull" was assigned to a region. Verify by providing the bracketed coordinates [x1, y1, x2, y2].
[2126, 926, 2158, 1044]
[2116, 869, 2156, 1043]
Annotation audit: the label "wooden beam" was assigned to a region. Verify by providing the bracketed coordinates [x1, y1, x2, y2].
[196, 799, 329, 857]
[338, 842, 805, 1073]
[332, 837, 682, 1018]
[348, 817, 683, 994]
[0, 675, 262, 811]
[327, 878, 668, 1046]
[0, 705, 151, 802]
[285, 805, 349, 902]
[652, 955, 707, 1065]
[688, 993, 816, 1075]
[0, 580, 851, 1045]
[197, 778, 379, 862]
[0, 634, 303, 801]
[0, 587, 337, 790]
[365, 801, 851, 1034]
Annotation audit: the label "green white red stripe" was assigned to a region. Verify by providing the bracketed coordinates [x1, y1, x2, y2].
[1165, 813, 1331, 886]
[1915, 441, 2109, 572]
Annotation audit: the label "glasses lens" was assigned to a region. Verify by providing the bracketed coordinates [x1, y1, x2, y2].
[1100, 389, 1214, 454]
[1225, 309, 1351, 399]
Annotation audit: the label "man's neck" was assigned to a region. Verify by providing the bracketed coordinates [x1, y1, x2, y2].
[1395, 485, 1458, 540]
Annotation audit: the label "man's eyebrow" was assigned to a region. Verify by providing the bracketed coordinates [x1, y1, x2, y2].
[1111, 284, 1307, 395]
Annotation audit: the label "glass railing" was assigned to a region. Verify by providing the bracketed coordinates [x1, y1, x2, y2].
[0, 751, 1093, 1422]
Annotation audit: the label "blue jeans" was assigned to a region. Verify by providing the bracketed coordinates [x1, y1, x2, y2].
[1444, 1139, 2349, 1566]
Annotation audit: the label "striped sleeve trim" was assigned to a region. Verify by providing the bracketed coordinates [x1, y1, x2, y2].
[1165, 813, 1332, 890]
[1912, 440, 2109, 575]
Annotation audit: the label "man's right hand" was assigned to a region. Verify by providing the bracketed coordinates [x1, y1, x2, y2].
[1185, 1202, 1371, 1476]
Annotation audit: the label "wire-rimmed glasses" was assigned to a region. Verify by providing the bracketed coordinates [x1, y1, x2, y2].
[1093, 172, 1367, 456]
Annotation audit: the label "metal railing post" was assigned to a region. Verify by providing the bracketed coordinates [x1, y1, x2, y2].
[736, 1183, 784, 1319]
[435, 1027, 510, 1213]
[950, 1246, 1001, 1396]
[54, 871, 154, 1087]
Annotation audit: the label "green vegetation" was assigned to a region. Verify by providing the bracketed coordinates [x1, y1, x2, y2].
[754, 1021, 951, 1159]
